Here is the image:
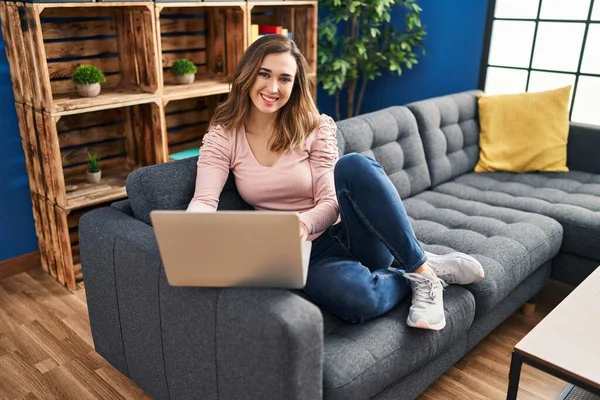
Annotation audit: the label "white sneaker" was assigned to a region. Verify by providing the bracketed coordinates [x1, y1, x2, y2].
[425, 251, 484, 285]
[403, 272, 446, 330]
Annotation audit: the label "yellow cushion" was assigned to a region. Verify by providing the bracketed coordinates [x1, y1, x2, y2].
[475, 85, 572, 173]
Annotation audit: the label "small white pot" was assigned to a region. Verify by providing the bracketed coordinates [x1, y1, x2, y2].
[87, 170, 102, 183]
[77, 83, 101, 97]
[174, 73, 195, 85]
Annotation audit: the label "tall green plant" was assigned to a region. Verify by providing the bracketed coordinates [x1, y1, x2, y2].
[318, 0, 426, 120]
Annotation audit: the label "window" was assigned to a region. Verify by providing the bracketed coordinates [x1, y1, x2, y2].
[479, 0, 600, 126]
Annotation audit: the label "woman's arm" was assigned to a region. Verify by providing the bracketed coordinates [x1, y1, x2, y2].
[187, 125, 232, 212]
[298, 114, 340, 235]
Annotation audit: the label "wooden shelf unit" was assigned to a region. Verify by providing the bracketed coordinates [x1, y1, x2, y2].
[1, 2, 161, 115]
[0, 0, 319, 291]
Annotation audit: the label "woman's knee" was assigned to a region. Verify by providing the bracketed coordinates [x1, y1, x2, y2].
[334, 153, 379, 189]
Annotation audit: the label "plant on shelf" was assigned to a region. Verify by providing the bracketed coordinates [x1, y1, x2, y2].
[71, 64, 106, 98]
[87, 152, 101, 183]
[318, 0, 426, 120]
[172, 58, 198, 85]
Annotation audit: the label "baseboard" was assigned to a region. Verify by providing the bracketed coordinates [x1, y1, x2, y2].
[0, 251, 41, 280]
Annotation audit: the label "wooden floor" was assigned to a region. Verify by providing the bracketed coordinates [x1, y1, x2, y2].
[0, 268, 574, 400]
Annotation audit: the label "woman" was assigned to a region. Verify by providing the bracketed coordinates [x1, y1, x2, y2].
[187, 35, 484, 330]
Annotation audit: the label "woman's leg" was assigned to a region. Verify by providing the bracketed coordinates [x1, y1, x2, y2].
[334, 154, 484, 330]
[304, 229, 411, 324]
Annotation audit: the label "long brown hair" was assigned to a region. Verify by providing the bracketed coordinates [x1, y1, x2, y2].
[210, 35, 320, 153]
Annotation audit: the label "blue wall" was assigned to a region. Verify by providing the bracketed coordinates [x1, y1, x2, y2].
[0, 0, 489, 263]
[0, 37, 38, 261]
[317, 0, 489, 117]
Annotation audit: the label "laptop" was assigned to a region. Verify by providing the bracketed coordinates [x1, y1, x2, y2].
[150, 210, 312, 289]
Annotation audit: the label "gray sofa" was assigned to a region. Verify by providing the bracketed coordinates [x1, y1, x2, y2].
[79, 90, 600, 400]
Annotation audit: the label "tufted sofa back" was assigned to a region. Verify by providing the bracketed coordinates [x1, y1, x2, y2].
[406, 90, 481, 187]
[335, 106, 432, 199]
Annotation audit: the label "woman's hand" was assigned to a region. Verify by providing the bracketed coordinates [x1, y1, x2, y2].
[299, 221, 309, 241]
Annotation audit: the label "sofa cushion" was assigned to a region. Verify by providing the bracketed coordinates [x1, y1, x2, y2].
[406, 90, 481, 186]
[335, 106, 431, 199]
[320, 285, 475, 400]
[404, 191, 563, 317]
[432, 171, 600, 262]
[126, 157, 252, 225]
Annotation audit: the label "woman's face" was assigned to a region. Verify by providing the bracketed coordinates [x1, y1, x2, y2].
[249, 52, 297, 115]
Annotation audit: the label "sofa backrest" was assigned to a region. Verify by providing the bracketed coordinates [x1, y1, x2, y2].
[336, 106, 431, 199]
[406, 90, 481, 187]
[126, 157, 252, 225]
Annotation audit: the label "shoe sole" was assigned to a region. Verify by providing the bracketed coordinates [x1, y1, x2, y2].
[429, 252, 485, 284]
[406, 317, 446, 331]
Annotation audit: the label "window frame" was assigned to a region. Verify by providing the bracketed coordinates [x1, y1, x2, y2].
[478, 0, 599, 122]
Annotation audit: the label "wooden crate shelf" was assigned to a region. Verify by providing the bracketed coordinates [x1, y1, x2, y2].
[156, 2, 245, 99]
[165, 94, 224, 156]
[1, 2, 161, 115]
[248, 1, 317, 74]
[31, 193, 113, 292]
[14, 101, 167, 210]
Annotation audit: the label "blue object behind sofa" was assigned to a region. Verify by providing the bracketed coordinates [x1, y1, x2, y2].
[79, 90, 599, 400]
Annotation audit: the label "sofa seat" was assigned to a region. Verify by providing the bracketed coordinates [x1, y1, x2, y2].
[403, 191, 563, 317]
[432, 172, 600, 262]
[319, 286, 475, 400]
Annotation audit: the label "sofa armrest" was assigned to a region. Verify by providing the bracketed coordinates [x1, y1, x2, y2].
[79, 207, 324, 400]
[567, 122, 600, 174]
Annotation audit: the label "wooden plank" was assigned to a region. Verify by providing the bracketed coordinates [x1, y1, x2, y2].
[40, 8, 116, 19]
[162, 79, 229, 101]
[24, 5, 52, 110]
[51, 204, 69, 288]
[168, 124, 207, 146]
[159, 7, 208, 15]
[41, 20, 116, 40]
[160, 17, 205, 34]
[151, 101, 169, 164]
[294, 7, 307, 57]
[210, 9, 224, 74]
[162, 50, 206, 68]
[138, 9, 159, 93]
[225, 9, 235, 78]
[58, 124, 126, 148]
[166, 108, 209, 129]
[51, 90, 158, 116]
[47, 58, 120, 81]
[44, 38, 118, 60]
[37, 196, 58, 280]
[232, 7, 243, 77]
[0, 3, 26, 103]
[50, 74, 121, 97]
[54, 206, 76, 291]
[161, 35, 206, 52]
[61, 140, 126, 167]
[305, 4, 317, 74]
[56, 108, 124, 132]
[114, 10, 134, 91]
[164, 97, 207, 113]
[14, 105, 45, 198]
[169, 138, 203, 155]
[30, 110, 58, 203]
[69, 230, 79, 246]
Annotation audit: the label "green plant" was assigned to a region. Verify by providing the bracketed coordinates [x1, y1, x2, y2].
[71, 64, 106, 85]
[87, 152, 100, 173]
[171, 58, 198, 76]
[318, 0, 426, 120]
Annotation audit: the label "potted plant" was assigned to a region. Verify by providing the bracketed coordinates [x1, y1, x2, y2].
[71, 64, 106, 98]
[318, 0, 426, 120]
[87, 152, 101, 183]
[172, 58, 197, 85]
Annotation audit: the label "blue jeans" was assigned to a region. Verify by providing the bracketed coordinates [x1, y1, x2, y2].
[304, 154, 427, 324]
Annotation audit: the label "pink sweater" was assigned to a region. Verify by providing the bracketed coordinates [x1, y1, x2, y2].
[187, 113, 340, 241]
